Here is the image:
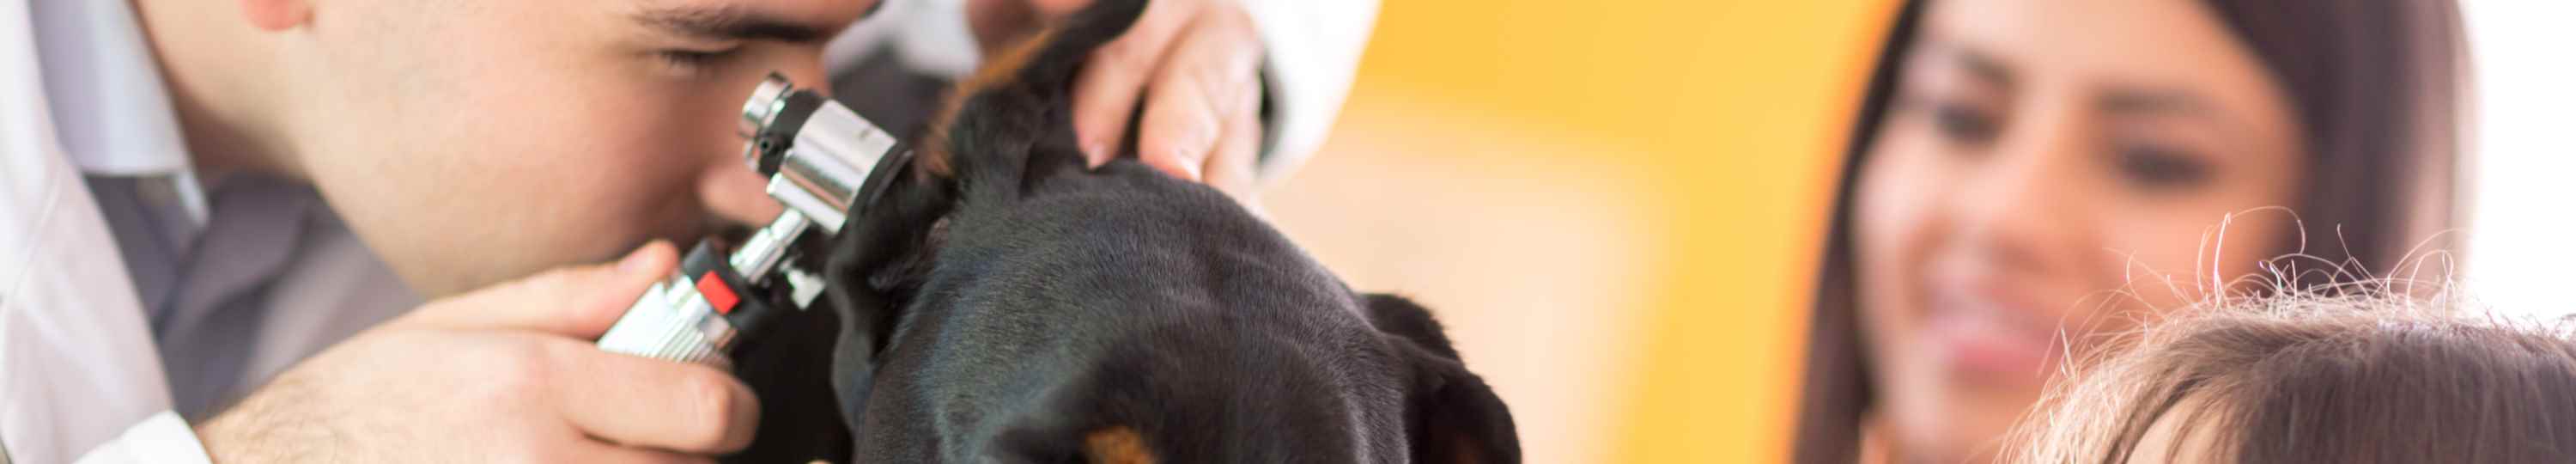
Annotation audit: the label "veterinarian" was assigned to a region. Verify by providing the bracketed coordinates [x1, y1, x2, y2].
[1789, 1, 2465, 463]
[1, 0, 1373, 461]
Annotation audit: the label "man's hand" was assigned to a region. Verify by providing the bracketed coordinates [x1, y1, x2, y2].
[972, 0, 1268, 203]
[195, 242, 758, 463]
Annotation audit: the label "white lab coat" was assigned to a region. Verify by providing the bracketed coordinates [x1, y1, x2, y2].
[0, 0, 1376, 461]
[3, 0, 211, 462]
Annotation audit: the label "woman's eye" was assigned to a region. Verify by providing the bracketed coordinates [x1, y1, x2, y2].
[1929, 101, 2000, 146]
[2113, 141, 2213, 190]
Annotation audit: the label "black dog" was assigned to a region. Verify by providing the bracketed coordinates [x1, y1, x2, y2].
[726, 0, 1518, 461]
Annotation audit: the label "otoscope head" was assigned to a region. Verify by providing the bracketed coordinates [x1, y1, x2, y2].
[732, 73, 906, 236]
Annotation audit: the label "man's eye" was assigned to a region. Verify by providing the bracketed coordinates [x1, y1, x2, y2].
[2112, 141, 2213, 190]
[655, 48, 738, 74]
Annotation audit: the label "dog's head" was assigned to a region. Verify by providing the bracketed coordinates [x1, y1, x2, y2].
[727, 1, 1519, 461]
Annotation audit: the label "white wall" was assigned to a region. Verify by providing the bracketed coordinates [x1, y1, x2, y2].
[2462, 2, 2576, 321]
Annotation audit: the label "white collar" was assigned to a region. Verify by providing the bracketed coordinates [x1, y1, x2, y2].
[33, 0, 206, 223]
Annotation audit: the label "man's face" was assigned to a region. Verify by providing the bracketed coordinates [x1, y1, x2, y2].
[282, 0, 877, 296]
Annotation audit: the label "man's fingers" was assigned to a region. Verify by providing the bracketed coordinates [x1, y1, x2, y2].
[398, 241, 678, 338]
[1136, 76, 1214, 181]
[547, 339, 761, 454]
[1027, 0, 1094, 18]
[1204, 79, 1265, 204]
[567, 439, 720, 464]
[1069, 0, 1199, 166]
[1138, 9, 1263, 182]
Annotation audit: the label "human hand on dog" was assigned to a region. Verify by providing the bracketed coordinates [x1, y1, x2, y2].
[194, 241, 759, 463]
[969, 0, 1267, 203]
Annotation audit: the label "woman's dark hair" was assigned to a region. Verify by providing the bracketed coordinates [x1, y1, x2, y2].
[1790, 2, 2468, 462]
[2008, 292, 2576, 463]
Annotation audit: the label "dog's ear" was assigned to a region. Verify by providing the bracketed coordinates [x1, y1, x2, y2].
[1364, 295, 1522, 463]
[821, 160, 956, 440]
[1363, 294, 1464, 360]
[918, 0, 1147, 182]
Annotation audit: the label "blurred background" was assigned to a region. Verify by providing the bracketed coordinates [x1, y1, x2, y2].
[1261, 1, 2576, 462]
[1265, 1, 1892, 461]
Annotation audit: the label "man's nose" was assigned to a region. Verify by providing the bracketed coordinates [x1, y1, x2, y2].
[698, 154, 786, 226]
[698, 65, 838, 226]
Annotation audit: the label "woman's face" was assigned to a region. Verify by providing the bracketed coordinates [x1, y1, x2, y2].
[1852, 0, 2305, 461]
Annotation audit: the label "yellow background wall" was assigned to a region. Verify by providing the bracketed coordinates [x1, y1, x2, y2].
[1266, 1, 1899, 461]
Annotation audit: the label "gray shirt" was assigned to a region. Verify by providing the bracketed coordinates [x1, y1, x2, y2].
[84, 174, 417, 420]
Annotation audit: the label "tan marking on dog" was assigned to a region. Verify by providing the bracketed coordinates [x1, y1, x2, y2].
[1082, 426, 1157, 464]
[1449, 433, 1484, 464]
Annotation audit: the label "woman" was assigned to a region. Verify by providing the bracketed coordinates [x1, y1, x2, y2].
[1791, 1, 2467, 462]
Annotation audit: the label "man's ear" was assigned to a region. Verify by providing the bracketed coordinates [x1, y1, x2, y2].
[1364, 295, 1522, 463]
[240, 0, 311, 31]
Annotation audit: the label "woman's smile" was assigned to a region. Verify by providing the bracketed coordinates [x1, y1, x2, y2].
[1922, 278, 2062, 381]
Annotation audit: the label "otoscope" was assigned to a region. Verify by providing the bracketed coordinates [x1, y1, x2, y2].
[594, 73, 911, 367]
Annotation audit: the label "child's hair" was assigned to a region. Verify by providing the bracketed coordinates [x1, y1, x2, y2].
[2010, 290, 2576, 463]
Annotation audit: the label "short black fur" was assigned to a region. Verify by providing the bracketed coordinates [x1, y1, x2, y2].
[730, 0, 1520, 461]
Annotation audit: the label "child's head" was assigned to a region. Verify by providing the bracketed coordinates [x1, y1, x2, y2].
[2013, 293, 2576, 463]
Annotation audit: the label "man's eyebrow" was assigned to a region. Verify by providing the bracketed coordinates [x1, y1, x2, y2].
[632, 5, 838, 43]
